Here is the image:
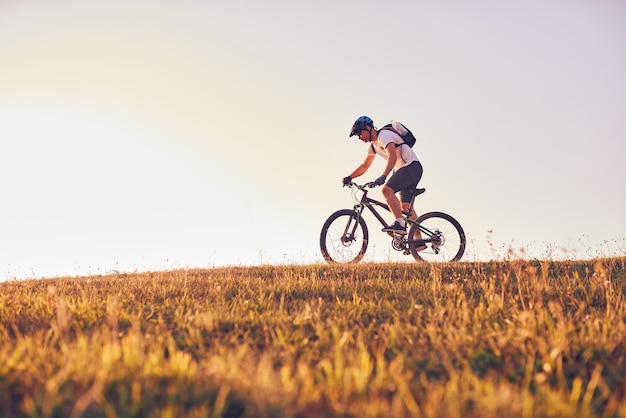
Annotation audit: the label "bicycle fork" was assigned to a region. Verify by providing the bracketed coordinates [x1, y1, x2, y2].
[341, 205, 364, 244]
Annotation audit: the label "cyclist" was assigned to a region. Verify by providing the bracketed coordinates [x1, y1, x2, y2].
[343, 115, 423, 236]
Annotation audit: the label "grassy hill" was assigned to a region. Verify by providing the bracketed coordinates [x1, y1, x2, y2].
[1, 258, 625, 417]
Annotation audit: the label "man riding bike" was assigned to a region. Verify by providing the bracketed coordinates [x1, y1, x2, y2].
[343, 115, 424, 236]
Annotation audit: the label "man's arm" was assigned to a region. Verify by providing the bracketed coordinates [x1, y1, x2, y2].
[348, 152, 376, 179]
[381, 142, 397, 177]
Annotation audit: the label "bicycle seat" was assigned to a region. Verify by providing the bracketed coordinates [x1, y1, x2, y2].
[404, 188, 426, 197]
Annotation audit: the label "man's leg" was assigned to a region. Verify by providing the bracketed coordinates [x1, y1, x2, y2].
[382, 185, 403, 221]
[382, 162, 421, 234]
[403, 202, 426, 251]
[402, 202, 417, 222]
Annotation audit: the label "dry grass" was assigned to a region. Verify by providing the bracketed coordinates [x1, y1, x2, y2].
[1, 258, 625, 417]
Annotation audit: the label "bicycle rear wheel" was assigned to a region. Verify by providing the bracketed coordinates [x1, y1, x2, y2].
[320, 209, 369, 263]
[408, 211, 465, 262]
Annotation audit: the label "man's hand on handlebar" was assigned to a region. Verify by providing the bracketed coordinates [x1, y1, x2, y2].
[361, 174, 386, 189]
[342, 174, 386, 189]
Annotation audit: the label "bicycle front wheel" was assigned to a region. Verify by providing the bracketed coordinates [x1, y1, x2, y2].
[408, 211, 465, 262]
[320, 209, 369, 263]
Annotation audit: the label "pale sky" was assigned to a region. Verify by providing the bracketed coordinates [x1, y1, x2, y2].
[1, 0, 625, 279]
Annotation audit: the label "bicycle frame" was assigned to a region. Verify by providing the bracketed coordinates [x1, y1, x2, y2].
[349, 185, 437, 248]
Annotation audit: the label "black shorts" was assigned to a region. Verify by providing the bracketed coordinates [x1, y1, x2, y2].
[385, 160, 423, 203]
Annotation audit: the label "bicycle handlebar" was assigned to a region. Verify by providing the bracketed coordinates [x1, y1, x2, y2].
[344, 181, 379, 190]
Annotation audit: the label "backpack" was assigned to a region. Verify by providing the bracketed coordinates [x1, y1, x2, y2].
[378, 120, 416, 148]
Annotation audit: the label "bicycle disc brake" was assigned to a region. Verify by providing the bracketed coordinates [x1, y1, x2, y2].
[430, 231, 444, 254]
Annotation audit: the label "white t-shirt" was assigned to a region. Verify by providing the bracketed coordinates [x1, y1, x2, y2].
[368, 129, 419, 170]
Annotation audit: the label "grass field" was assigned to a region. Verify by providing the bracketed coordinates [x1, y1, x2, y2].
[1, 258, 625, 417]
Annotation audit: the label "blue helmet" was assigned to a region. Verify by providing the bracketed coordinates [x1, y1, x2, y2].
[349, 116, 374, 137]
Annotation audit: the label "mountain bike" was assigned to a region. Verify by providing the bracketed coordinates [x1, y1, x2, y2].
[320, 181, 466, 263]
